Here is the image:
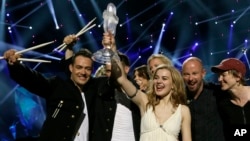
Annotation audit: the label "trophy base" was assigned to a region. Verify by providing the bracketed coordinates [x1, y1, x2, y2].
[92, 48, 114, 64]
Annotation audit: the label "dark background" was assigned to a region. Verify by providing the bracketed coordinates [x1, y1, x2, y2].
[0, 0, 250, 140]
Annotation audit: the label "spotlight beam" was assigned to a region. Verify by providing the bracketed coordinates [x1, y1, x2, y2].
[121, 1, 163, 25]
[130, 57, 140, 68]
[154, 25, 165, 54]
[233, 6, 250, 24]
[46, 0, 59, 29]
[227, 23, 234, 51]
[70, 0, 85, 25]
[124, 15, 160, 54]
[122, 0, 176, 53]
[196, 7, 249, 25]
[243, 51, 250, 71]
[12, 4, 46, 27]
[0, 22, 32, 30]
[70, 0, 99, 50]
[130, 0, 173, 25]
[154, 13, 173, 54]
[6, 0, 42, 13]
[0, 0, 6, 40]
[89, 0, 102, 21]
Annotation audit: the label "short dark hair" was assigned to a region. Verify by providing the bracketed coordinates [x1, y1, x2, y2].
[71, 48, 93, 64]
[118, 52, 130, 67]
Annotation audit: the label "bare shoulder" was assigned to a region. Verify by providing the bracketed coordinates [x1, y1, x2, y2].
[180, 105, 191, 117]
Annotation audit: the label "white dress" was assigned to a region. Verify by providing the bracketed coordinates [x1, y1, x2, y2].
[140, 104, 182, 141]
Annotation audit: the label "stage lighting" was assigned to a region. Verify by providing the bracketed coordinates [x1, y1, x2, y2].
[242, 48, 247, 52]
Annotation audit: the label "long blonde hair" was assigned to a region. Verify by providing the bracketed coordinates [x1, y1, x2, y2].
[146, 64, 187, 110]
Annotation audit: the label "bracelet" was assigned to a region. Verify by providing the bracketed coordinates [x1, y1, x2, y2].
[128, 88, 138, 99]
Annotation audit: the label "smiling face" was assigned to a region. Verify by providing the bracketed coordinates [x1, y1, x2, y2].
[182, 59, 206, 95]
[69, 56, 93, 87]
[149, 58, 165, 76]
[153, 68, 173, 97]
[218, 71, 239, 91]
[147, 54, 172, 77]
[134, 70, 149, 91]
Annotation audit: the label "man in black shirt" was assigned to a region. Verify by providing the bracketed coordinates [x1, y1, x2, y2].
[182, 57, 226, 141]
[64, 33, 140, 141]
[4, 48, 100, 141]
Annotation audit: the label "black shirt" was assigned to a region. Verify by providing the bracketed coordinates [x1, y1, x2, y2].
[219, 99, 250, 141]
[187, 82, 226, 141]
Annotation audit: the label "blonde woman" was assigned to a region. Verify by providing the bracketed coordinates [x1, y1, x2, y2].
[147, 54, 172, 77]
[111, 59, 192, 141]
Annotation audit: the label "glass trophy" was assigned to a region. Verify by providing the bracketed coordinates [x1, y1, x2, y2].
[92, 3, 119, 64]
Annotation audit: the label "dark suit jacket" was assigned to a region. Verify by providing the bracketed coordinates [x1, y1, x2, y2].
[8, 63, 109, 141]
[8, 61, 139, 141]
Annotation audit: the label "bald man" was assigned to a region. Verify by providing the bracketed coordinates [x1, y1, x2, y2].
[182, 57, 226, 141]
